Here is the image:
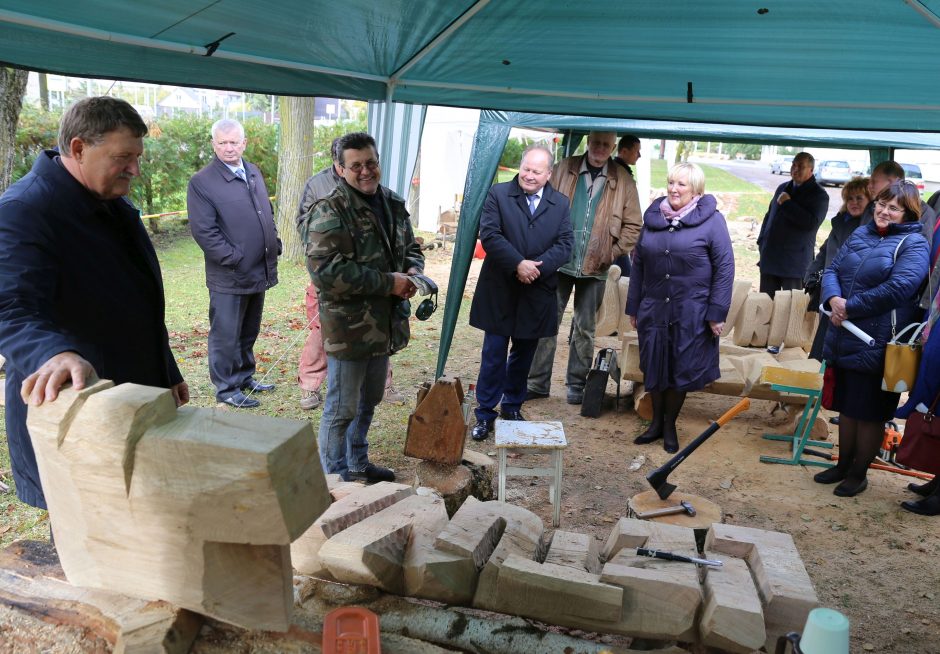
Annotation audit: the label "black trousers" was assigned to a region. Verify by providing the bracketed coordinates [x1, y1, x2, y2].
[208, 290, 265, 400]
[759, 273, 802, 299]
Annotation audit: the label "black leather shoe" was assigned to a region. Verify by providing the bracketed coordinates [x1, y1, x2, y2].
[222, 391, 260, 408]
[834, 477, 868, 497]
[499, 409, 526, 421]
[525, 389, 549, 400]
[901, 494, 940, 516]
[347, 463, 396, 483]
[471, 419, 494, 441]
[242, 379, 275, 393]
[566, 389, 584, 405]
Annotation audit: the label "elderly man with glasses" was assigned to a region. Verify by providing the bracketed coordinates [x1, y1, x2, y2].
[187, 118, 281, 408]
[299, 131, 424, 483]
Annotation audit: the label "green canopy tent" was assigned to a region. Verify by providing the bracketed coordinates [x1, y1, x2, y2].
[434, 110, 940, 376]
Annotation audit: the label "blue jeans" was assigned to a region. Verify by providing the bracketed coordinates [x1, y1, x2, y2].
[318, 354, 387, 480]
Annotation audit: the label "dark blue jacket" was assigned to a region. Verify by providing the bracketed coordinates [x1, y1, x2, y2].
[757, 177, 829, 278]
[822, 221, 929, 374]
[0, 151, 183, 508]
[187, 156, 280, 294]
[469, 178, 572, 339]
[626, 195, 734, 391]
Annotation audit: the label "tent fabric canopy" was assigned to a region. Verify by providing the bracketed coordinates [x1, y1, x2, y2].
[4, 1, 940, 132]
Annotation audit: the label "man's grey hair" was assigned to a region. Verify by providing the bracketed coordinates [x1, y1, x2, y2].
[211, 118, 245, 141]
[794, 151, 815, 169]
[57, 96, 147, 156]
[521, 144, 554, 170]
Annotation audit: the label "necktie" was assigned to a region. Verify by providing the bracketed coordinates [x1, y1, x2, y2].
[235, 168, 247, 183]
[527, 193, 537, 215]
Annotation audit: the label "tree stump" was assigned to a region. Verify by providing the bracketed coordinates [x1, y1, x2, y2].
[414, 462, 471, 517]
[628, 490, 722, 539]
[633, 383, 652, 421]
[461, 449, 495, 501]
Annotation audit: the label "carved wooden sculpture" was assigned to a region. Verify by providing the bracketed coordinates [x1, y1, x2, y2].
[27, 380, 330, 632]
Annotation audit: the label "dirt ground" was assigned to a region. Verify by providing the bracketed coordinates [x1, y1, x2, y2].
[420, 251, 940, 654]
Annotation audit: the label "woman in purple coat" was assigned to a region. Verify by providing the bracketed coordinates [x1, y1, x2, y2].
[626, 163, 735, 453]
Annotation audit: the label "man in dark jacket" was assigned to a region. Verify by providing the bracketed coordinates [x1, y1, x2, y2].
[468, 146, 573, 440]
[757, 152, 829, 298]
[300, 132, 424, 482]
[187, 119, 280, 408]
[0, 96, 188, 510]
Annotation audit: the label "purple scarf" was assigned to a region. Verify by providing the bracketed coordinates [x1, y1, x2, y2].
[659, 195, 702, 225]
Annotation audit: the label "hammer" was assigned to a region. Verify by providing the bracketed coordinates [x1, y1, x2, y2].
[635, 500, 696, 519]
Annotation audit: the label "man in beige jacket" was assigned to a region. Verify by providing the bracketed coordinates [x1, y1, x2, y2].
[527, 131, 642, 404]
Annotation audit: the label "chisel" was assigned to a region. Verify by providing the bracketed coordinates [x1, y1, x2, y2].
[636, 547, 722, 567]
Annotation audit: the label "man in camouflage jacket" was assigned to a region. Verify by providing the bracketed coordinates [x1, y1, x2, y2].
[299, 132, 423, 482]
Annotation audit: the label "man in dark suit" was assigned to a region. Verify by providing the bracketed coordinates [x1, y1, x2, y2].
[0, 96, 188, 510]
[757, 152, 829, 298]
[188, 119, 281, 408]
[468, 146, 573, 440]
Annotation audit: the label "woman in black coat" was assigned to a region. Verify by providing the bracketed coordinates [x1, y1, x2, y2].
[626, 163, 734, 453]
[814, 181, 929, 497]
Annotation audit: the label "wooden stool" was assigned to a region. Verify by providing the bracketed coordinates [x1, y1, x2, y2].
[495, 420, 567, 527]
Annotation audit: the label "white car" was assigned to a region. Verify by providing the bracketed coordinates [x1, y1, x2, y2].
[815, 160, 853, 187]
[900, 163, 926, 192]
[771, 156, 794, 175]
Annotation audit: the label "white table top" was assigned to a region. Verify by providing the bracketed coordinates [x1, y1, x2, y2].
[494, 420, 567, 449]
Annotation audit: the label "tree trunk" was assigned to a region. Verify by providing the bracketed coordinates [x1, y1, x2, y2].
[275, 96, 316, 262]
[0, 67, 29, 194]
[38, 72, 49, 111]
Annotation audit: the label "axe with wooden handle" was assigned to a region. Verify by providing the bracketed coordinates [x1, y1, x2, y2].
[646, 398, 750, 500]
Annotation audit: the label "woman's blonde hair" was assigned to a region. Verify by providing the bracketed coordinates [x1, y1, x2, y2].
[667, 162, 706, 196]
[839, 177, 871, 213]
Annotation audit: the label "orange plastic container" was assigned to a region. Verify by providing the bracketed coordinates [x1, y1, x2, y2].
[322, 606, 381, 654]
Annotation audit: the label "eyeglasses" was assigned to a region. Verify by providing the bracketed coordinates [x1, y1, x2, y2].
[875, 200, 905, 214]
[214, 140, 244, 147]
[342, 159, 380, 173]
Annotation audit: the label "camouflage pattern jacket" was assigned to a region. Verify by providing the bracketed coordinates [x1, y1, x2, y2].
[299, 181, 424, 360]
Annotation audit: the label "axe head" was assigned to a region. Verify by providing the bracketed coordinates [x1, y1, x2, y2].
[646, 467, 677, 500]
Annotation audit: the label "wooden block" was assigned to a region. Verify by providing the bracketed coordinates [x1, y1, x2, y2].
[414, 461, 471, 517]
[776, 346, 808, 362]
[632, 383, 652, 420]
[620, 339, 643, 382]
[759, 365, 823, 391]
[732, 292, 773, 347]
[705, 356, 746, 396]
[470, 501, 545, 612]
[720, 279, 753, 338]
[801, 310, 819, 352]
[319, 494, 446, 594]
[699, 555, 766, 653]
[405, 376, 466, 464]
[784, 291, 811, 347]
[292, 481, 415, 575]
[434, 496, 506, 569]
[705, 524, 818, 651]
[601, 518, 654, 563]
[28, 381, 329, 632]
[717, 340, 761, 356]
[595, 264, 623, 336]
[616, 277, 634, 335]
[767, 290, 792, 347]
[544, 530, 601, 573]
[329, 480, 367, 502]
[497, 554, 623, 623]
[728, 351, 779, 396]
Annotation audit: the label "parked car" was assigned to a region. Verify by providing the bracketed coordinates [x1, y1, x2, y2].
[815, 160, 853, 187]
[900, 163, 926, 192]
[771, 156, 794, 175]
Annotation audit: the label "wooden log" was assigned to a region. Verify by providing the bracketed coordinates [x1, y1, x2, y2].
[471, 501, 545, 613]
[27, 381, 329, 632]
[627, 490, 722, 534]
[461, 449, 496, 502]
[632, 383, 652, 420]
[617, 277, 634, 336]
[496, 554, 623, 623]
[767, 290, 792, 347]
[319, 494, 446, 594]
[595, 264, 623, 337]
[434, 496, 506, 569]
[705, 524, 819, 652]
[784, 291, 811, 347]
[801, 311, 820, 352]
[292, 481, 415, 575]
[414, 462, 471, 517]
[699, 554, 766, 654]
[720, 279, 753, 338]
[704, 357, 746, 396]
[620, 338, 643, 382]
[544, 530, 601, 573]
[732, 292, 773, 347]
[0, 540, 202, 653]
[405, 376, 467, 465]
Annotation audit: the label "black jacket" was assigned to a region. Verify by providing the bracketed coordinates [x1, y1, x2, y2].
[757, 177, 829, 278]
[0, 151, 183, 508]
[187, 156, 280, 294]
[469, 178, 573, 339]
